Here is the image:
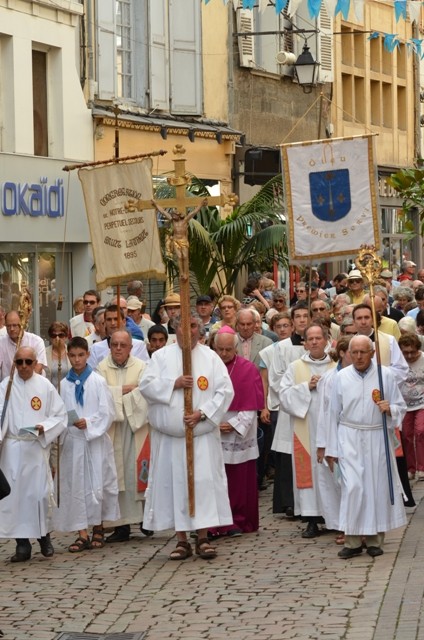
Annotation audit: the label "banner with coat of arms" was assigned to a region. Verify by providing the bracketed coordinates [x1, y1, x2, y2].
[280, 135, 380, 263]
[78, 159, 166, 289]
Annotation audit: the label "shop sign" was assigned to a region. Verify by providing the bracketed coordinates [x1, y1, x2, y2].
[0, 177, 64, 217]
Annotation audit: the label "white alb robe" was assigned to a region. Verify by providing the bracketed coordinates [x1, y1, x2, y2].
[53, 371, 119, 531]
[269, 338, 305, 454]
[97, 354, 149, 526]
[0, 374, 66, 538]
[280, 353, 335, 518]
[220, 410, 258, 464]
[140, 342, 234, 532]
[315, 367, 342, 530]
[327, 362, 407, 535]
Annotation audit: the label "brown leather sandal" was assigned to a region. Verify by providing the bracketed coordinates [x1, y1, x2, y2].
[90, 527, 105, 549]
[195, 538, 217, 559]
[169, 540, 193, 560]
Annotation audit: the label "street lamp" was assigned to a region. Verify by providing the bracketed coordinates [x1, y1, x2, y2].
[293, 43, 320, 93]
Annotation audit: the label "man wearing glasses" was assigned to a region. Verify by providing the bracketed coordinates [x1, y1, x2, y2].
[0, 310, 47, 381]
[70, 290, 100, 338]
[0, 347, 67, 562]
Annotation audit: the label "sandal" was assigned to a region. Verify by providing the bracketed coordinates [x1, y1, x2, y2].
[169, 540, 193, 561]
[90, 527, 105, 549]
[195, 538, 217, 560]
[68, 536, 90, 553]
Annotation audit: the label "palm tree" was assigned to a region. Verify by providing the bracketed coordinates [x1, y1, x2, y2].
[154, 174, 288, 296]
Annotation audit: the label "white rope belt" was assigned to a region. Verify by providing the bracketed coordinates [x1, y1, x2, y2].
[342, 421, 382, 431]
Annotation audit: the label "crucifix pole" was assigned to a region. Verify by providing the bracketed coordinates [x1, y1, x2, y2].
[355, 245, 395, 506]
[127, 144, 237, 517]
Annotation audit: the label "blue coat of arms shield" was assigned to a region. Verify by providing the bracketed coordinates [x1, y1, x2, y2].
[309, 169, 351, 222]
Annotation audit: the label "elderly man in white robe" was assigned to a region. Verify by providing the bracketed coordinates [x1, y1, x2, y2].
[0, 346, 66, 562]
[140, 312, 234, 560]
[326, 335, 407, 559]
[280, 323, 336, 538]
[97, 329, 150, 542]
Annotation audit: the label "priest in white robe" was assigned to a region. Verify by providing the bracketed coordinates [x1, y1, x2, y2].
[327, 335, 407, 559]
[0, 347, 67, 562]
[97, 329, 150, 542]
[140, 312, 234, 561]
[280, 324, 335, 538]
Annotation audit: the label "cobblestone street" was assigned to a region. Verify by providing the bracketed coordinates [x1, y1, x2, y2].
[1, 481, 423, 640]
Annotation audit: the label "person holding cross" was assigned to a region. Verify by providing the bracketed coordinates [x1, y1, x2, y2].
[139, 311, 234, 560]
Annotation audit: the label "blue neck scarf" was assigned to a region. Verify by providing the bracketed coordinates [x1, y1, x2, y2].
[66, 365, 93, 406]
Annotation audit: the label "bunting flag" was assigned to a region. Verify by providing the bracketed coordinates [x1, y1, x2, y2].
[281, 135, 380, 264]
[210, 0, 424, 28]
[78, 159, 166, 289]
[216, 0, 424, 59]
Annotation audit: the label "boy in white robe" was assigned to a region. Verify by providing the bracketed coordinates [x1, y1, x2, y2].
[53, 337, 119, 552]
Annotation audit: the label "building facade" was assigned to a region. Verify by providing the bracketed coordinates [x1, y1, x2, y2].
[333, 1, 421, 273]
[0, 0, 94, 336]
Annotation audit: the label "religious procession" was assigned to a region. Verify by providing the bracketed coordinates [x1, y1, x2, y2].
[1, 237, 423, 565]
[0, 91, 423, 584]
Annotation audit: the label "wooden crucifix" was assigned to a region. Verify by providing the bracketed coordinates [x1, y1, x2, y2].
[127, 143, 237, 517]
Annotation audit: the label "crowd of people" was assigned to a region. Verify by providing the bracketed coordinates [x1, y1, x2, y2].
[0, 263, 423, 563]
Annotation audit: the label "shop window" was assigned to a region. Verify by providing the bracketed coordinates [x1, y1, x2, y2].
[0, 253, 35, 332]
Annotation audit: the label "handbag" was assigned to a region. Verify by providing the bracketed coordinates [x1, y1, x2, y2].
[0, 468, 11, 500]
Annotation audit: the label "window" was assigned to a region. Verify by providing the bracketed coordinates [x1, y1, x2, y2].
[32, 50, 48, 157]
[97, 0, 202, 114]
[236, 2, 333, 82]
[116, 0, 133, 99]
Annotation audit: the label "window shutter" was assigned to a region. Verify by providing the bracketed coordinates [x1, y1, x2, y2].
[255, 5, 280, 74]
[279, 7, 295, 78]
[149, 0, 169, 111]
[96, 0, 116, 100]
[317, 4, 333, 83]
[169, 0, 202, 115]
[236, 2, 255, 68]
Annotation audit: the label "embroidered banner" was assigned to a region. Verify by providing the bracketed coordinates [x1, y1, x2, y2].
[78, 160, 166, 289]
[281, 135, 380, 263]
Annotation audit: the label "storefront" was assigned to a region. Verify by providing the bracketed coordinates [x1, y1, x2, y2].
[0, 153, 94, 338]
[378, 170, 421, 277]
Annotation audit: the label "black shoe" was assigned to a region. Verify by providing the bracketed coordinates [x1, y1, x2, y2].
[11, 539, 31, 563]
[140, 522, 154, 537]
[366, 546, 384, 558]
[106, 525, 131, 543]
[285, 507, 295, 518]
[338, 546, 363, 559]
[301, 522, 320, 539]
[38, 533, 54, 557]
[226, 528, 243, 538]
